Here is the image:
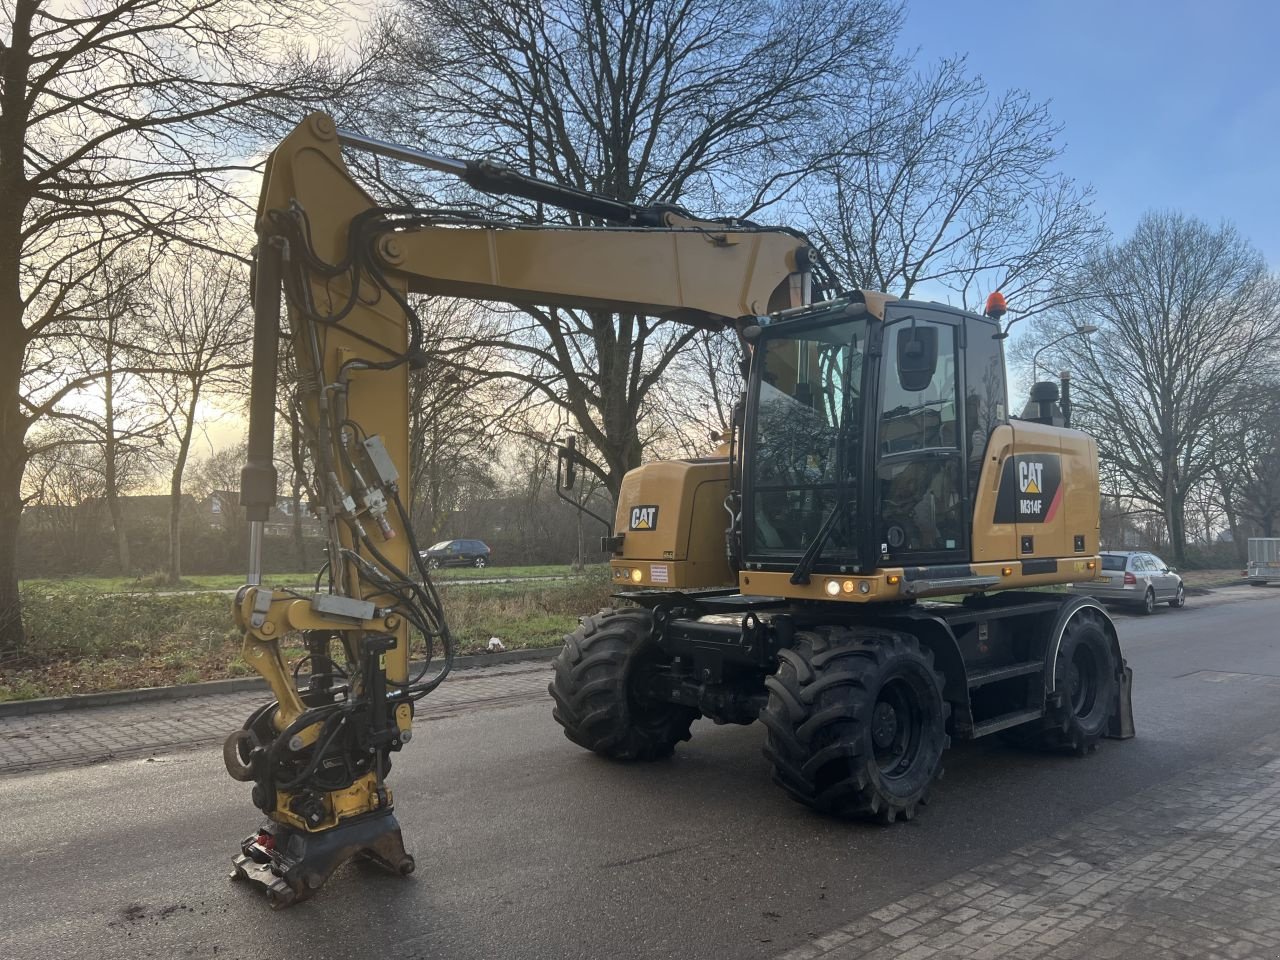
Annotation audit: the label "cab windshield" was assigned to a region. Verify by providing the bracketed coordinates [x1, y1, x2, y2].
[748, 319, 865, 558]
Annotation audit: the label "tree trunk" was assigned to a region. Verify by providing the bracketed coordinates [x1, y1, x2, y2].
[0, 2, 36, 655]
[1214, 468, 1248, 567]
[288, 407, 308, 571]
[291, 481, 306, 571]
[168, 478, 183, 584]
[167, 388, 199, 585]
[0, 455, 26, 660]
[102, 367, 131, 576]
[0, 239, 28, 658]
[1164, 497, 1187, 565]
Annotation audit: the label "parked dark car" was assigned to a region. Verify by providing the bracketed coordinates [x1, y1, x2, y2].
[1068, 550, 1185, 615]
[421, 538, 491, 569]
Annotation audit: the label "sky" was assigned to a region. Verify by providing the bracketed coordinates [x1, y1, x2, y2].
[901, 0, 1279, 266]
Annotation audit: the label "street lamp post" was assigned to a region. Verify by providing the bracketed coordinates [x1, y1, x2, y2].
[1032, 324, 1099, 381]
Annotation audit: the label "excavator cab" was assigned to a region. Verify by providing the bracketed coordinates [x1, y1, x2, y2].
[741, 296, 1006, 577]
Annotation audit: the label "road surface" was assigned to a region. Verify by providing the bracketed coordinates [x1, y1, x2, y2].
[1, 586, 1279, 960]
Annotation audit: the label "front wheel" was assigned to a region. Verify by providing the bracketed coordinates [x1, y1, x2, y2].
[427, 558, 440, 570]
[1169, 584, 1185, 608]
[549, 607, 698, 761]
[761, 628, 949, 823]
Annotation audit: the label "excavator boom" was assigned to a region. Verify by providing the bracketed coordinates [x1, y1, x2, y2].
[225, 112, 813, 906]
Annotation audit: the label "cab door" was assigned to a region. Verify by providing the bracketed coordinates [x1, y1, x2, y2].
[875, 310, 967, 567]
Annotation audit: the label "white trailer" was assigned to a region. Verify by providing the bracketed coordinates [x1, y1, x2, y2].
[1247, 538, 1280, 585]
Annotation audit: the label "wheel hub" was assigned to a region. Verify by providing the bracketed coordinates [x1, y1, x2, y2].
[871, 701, 899, 749]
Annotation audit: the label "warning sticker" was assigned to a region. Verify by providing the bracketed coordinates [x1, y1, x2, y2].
[649, 564, 669, 584]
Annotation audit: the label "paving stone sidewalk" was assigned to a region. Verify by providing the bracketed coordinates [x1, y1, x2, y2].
[0, 661, 552, 774]
[777, 733, 1280, 960]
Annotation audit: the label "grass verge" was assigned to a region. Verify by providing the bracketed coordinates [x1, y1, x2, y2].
[0, 573, 614, 701]
[18, 564, 575, 594]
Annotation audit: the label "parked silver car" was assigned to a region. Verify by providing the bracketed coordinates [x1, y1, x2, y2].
[1070, 550, 1185, 614]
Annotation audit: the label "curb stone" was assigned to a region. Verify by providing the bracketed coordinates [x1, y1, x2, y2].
[0, 646, 559, 719]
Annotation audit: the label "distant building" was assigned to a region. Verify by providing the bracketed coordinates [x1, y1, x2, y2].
[205, 490, 325, 538]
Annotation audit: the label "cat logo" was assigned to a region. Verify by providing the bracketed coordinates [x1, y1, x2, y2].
[629, 505, 659, 531]
[1018, 461, 1044, 495]
[994, 454, 1062, 525]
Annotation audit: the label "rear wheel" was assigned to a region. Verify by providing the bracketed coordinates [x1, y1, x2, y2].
[549, 607, 698, 760]
[473, 556, 487, 569]
[1140, 588, 1155, 615]
[1038, 608, 1119, 754]
[761, 628, 949, 823]
[1168, 584, 1185, 608]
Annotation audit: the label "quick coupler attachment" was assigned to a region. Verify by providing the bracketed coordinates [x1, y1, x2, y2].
[230, 808, 415, 909]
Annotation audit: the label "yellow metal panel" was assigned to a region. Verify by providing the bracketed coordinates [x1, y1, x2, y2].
[610, 458, 734, 588]
[740, 557, 1101, 603]
[1010, 421, 1070, 558]
[1063, 429, 1102, 555]
[971, 424, 1018, 562]
[392, 225, 808, 323]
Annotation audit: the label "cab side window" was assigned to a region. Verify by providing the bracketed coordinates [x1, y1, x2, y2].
[880, 323, 958, 453]
[877, 316, 965, 560]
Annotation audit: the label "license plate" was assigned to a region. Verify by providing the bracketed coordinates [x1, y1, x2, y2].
[1097, 576, 1111, 583]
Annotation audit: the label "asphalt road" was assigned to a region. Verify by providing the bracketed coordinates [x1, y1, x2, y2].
[2, 587, 1279, 960]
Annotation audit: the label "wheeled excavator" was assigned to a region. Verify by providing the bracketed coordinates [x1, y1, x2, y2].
[225, 112, 1133, 907]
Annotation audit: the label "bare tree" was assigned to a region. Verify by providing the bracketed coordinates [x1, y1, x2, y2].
[406, 303, 502, 541]
[0, 0, 373, 654]
[805, 57, 1104, 322]
[188, 442, 248, 502]
[647, 328, 744, 460]
[19, 422, 150, 579]
[384, 0, 903, 500]
[1213, 383, 1280, 548]
[144, 252, 251, 583]
[48, 255, 164, 575]
[1027, 212, 1280, 564]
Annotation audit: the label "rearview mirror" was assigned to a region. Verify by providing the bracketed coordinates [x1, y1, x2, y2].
[896, 325, 938, 392]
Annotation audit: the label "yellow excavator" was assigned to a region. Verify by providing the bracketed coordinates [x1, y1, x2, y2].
[225, 113, 1132, 907]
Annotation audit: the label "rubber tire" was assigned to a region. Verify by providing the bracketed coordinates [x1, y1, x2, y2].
[549, 607, 698, 760]
[761, 628, 949, 823]
[1038, 608, 1119, 755]
[427, 558, 440, 570]
[473, 556, 487, 569]
[1139, 588, 1155, 615]
[1169, 584, 1185, 608]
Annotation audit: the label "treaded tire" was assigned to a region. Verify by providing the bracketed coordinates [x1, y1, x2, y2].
[1140, 588, 1155, 615]
[549, 607, 698, 761]
[1169, 584, 1185, 608]
[761, 628, 949, 823]
[1038, 607, 1119, 755]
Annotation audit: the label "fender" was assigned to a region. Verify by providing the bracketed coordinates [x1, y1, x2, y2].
[1042, 596, 1133, 738]
[1042, 596, 1122, 693]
